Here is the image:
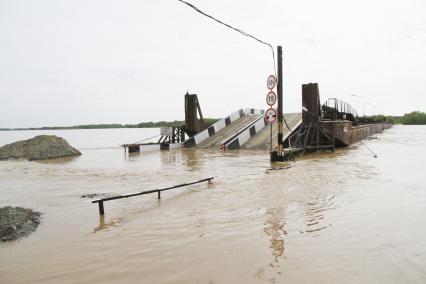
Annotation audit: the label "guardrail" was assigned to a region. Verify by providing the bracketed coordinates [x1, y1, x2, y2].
[323, 98, 359, 121]
[92, 177, 214, 215]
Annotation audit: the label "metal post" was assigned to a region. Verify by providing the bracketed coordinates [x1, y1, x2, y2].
[98, 201, 104, 215]
[277, 46, 284, 159]
[270, 45, 284, 162]
[158, 191, 161, 199]
[172, 127, 176, 143]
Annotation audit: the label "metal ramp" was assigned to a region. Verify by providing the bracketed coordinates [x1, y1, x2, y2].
[241, 113, 302, 150]
[220, 114, 266, 150]
[182, 109, 264, 148]
[182, 111, 302, 151]
[197, 114, 261, 149]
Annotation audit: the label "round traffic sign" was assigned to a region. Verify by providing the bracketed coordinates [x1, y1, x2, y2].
[267, 75, 276, 90]
[264, 108, 277, 124]
[266, 91, 277, 106]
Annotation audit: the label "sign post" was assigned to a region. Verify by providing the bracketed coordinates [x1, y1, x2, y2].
[265, 108, 277, 124]
[270, 46, 284, 162]
[267, 75, 276, 90]
[266, 91, 277, 106]
[265, 75, 276, 153]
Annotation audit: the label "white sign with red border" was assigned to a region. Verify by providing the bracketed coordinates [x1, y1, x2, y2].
[266, 91, 277, 106]
[265, 108, 277, 124]
[267, 75, 276, 90]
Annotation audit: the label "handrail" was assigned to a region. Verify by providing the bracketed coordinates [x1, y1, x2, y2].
[92, 177, 214, 215]
[323, 98, 359, 120]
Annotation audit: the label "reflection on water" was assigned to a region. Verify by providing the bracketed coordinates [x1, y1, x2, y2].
[36, 155, 80, 164]
[182, 149, 204, 171]
[1, 126, 426, 283]
[92, 215, 107, 233]
[302, 194, 335, 236]
[256, 207, 287, 283]
[92, 216, 124, 233]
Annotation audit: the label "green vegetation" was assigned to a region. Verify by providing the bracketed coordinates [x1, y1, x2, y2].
[1, 118, 220, 131]
[399, 111, 426, 125]
[360, 111, 426, 125]
[359, 115, 401, 124]
[3, 111, 424, 131]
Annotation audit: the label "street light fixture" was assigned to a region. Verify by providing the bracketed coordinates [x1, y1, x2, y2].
[366, 102, 375, 115]
[351, 94, 365, 117]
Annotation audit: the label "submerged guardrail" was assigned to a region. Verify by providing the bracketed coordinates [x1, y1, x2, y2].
[91, 177, 214, 215]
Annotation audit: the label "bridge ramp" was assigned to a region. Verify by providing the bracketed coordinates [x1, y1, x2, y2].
[182, 108, 264, 148]
[241, 113, 302, 150]
[197, 114, 262, 149]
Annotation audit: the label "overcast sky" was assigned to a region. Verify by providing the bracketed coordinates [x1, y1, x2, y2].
[1, 0, 425, 128]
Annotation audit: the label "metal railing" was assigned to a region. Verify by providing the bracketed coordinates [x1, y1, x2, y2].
[92, 177, 214, 215]
[322, 98, 359, 121]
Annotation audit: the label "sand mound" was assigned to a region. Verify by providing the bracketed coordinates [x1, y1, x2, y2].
[0, 135, 81, 160]
[0, 206, 41, 241]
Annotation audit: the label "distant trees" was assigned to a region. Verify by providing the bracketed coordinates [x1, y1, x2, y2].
[360, 111, 426, 125]
[135, 121, 184, 128]
[359, 114, 400, 124]
[133, 118, 219, 128]
[400, 111, 426, 125]
[2, 118, 221, 131]
[27, 124, 123, 130]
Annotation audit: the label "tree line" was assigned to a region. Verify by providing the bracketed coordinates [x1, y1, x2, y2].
[1, 118, 220, 131]
[360, 111, 426, 125]
[2, 112, 424, 131]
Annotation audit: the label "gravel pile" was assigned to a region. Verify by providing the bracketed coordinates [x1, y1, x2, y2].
[0, 135, 81, 160]
[0, 206, 41, 241]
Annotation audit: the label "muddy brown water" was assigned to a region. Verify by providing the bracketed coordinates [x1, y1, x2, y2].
[0, 126, 425, 283]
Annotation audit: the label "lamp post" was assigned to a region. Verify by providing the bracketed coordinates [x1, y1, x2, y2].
[351, 94, 365, 117]
[366, 102, 375, 116]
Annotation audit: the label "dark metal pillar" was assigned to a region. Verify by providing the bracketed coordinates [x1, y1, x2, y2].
[277, 46, 283, 157]
[271, 46, 284, 162]
[98, 201, 104, 215]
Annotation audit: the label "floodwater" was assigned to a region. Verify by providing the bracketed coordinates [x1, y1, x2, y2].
[0, 126, 425, 283]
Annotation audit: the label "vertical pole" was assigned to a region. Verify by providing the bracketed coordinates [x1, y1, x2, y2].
[158, 191, 161, 199]
[98, 201, 104, 215]
[277, 46, 283, 159]
[363, 102, 365, 117]
[270, 45, 284, 162]
[316, 126, 319, 151]
[172, 127, 176, 143]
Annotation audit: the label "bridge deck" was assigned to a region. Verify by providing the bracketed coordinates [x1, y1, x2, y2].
[197, 114, 261, 149]
[241, 113, 302, 150]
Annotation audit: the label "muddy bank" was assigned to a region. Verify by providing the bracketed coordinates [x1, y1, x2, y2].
[0, 135, 81, 160]
[0, 206, 41, 241]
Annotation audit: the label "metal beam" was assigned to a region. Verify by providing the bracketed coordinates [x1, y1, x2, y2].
[92, 177, 214, 215]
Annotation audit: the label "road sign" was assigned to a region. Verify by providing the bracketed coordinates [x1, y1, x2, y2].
[266, 91, 277, 106]
[267, 75, 276, 90]
[265, 108, 277, 124]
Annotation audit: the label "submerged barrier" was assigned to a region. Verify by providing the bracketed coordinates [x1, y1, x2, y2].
[91, 177, 214, 215]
